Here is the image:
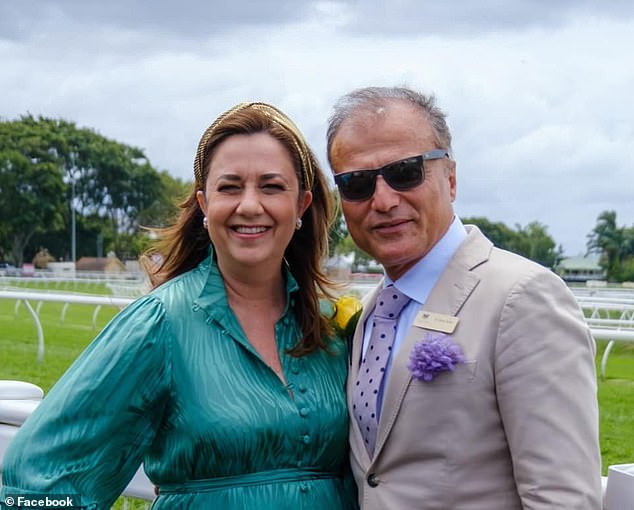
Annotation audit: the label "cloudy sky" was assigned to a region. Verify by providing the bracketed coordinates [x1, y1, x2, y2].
[1, 0, 633, 256]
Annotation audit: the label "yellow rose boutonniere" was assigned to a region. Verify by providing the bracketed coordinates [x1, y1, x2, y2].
[331, 295, 363, 340]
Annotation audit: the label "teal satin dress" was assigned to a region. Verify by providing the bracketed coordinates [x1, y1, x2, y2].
[0, 255, 357, 509]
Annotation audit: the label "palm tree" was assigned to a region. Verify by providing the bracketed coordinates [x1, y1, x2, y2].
[587, 210, 623, 280]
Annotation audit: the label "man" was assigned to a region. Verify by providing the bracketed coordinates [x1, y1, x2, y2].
[327, 86, 601, 509]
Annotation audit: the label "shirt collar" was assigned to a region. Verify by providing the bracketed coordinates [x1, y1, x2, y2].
[385, 216, 467, 304]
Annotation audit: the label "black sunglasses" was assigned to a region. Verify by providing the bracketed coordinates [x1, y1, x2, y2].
[334, 149, 449, 202]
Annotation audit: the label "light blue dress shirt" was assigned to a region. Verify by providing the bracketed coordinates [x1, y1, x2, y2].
[361, 216, 467, 415]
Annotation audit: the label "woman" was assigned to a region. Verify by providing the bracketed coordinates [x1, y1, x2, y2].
[0, 102, 357, 509]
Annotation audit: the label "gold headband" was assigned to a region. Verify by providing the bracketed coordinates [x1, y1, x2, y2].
[193, 102, 315, 191]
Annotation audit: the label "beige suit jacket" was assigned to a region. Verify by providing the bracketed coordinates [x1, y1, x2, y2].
[348, 226, 602, 509]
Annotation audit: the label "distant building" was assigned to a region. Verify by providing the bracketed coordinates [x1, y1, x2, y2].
[47, 262, 76, 277]
[555, 255, 605, 282]
[75, 255, 126, 274]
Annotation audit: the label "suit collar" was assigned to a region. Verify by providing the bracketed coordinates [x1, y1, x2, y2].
[362, 225, 493, 463]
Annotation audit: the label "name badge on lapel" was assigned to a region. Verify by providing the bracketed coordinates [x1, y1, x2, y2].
[414, 311, 459, 334]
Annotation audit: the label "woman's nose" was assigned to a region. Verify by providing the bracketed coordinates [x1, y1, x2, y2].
[236, 187, 264, 215]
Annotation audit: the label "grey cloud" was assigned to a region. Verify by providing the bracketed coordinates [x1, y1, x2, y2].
[0, 0, 314, 41]
[334, 0, 634, 36]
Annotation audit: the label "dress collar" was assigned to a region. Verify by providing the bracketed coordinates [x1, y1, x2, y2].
[194, 245, 299, 324]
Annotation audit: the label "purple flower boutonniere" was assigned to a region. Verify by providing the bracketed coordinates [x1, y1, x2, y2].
[408, 333, 466, 381]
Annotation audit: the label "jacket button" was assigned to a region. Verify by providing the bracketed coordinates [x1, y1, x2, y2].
[367, 473, 379, 487]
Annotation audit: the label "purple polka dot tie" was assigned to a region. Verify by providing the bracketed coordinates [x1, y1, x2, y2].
[353, 285, 410, 455]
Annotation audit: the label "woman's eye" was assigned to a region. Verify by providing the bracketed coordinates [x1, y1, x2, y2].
[262, 183, 285, 193]
[218, 184, 240, 193]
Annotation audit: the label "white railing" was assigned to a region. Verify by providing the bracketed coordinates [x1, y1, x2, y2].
[0, 290, 133, 363]
[572, 290, 634, 379]
[2, 287, 634, 374]
[1, 273, 144, 284]
[576, 296, 634, 321]
[1, 275, 146, 297]
[571, 285, 634, 299]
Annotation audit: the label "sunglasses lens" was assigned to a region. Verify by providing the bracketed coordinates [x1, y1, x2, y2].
[383, 158, 423, 190]
[335, 155, 425, 201]
[337, 171, 376, 201]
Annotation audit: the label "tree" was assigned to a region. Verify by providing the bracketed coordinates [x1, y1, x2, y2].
[587, 211, 634, 282]
[510, 221, 563, 269]
[0, 121, 66, 266]
[618, 257, 634, 282]
[0, 115, 184, 263]
[462, 217, 519, 251]
[136, 170, 191, 229]
[53, 123, 164, 254]
[328, 192, 348, 258]
[587, 211, 623, 280]
[463, 217, 561, 268]
[619, 225, 634, 262]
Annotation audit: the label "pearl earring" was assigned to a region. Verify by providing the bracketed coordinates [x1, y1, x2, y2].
[295, 218, 303, 230]
[203, 216, 208, 229]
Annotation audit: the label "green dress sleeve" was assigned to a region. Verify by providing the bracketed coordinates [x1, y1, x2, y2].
[0, 294, 172, 509]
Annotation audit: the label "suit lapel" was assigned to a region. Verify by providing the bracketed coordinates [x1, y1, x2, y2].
[372, 227, 492, 460]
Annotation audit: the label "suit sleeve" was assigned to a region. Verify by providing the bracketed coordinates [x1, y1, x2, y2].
[0, 295, 172, 510]
[494, 269, 602, 509]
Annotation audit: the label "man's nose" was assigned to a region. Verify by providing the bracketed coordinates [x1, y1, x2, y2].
[371, 176, 400, 212]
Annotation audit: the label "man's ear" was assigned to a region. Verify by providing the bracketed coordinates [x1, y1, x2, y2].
[448, 160, 457, 202]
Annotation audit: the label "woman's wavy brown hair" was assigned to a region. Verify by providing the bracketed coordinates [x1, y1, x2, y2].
[142, 102, 336, 355]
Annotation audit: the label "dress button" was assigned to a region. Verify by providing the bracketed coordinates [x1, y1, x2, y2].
[298, 385, 307, 393]
[299, 407, 309, 417]
[367, 473, 379, 487]
[302, 434, 311, 444]
[300, 483, 308, 493]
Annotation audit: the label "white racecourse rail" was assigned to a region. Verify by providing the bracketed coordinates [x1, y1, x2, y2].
[0, 290, 133, 363]
[2, 285, 632, 375]
[1, 284, 633, 504]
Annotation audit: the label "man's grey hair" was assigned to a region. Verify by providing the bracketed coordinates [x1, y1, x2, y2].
[326, 86, 453, 169]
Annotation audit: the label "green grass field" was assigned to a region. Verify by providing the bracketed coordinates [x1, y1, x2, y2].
[1, 285, 633, 508]
[596, 341, 634, 470]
